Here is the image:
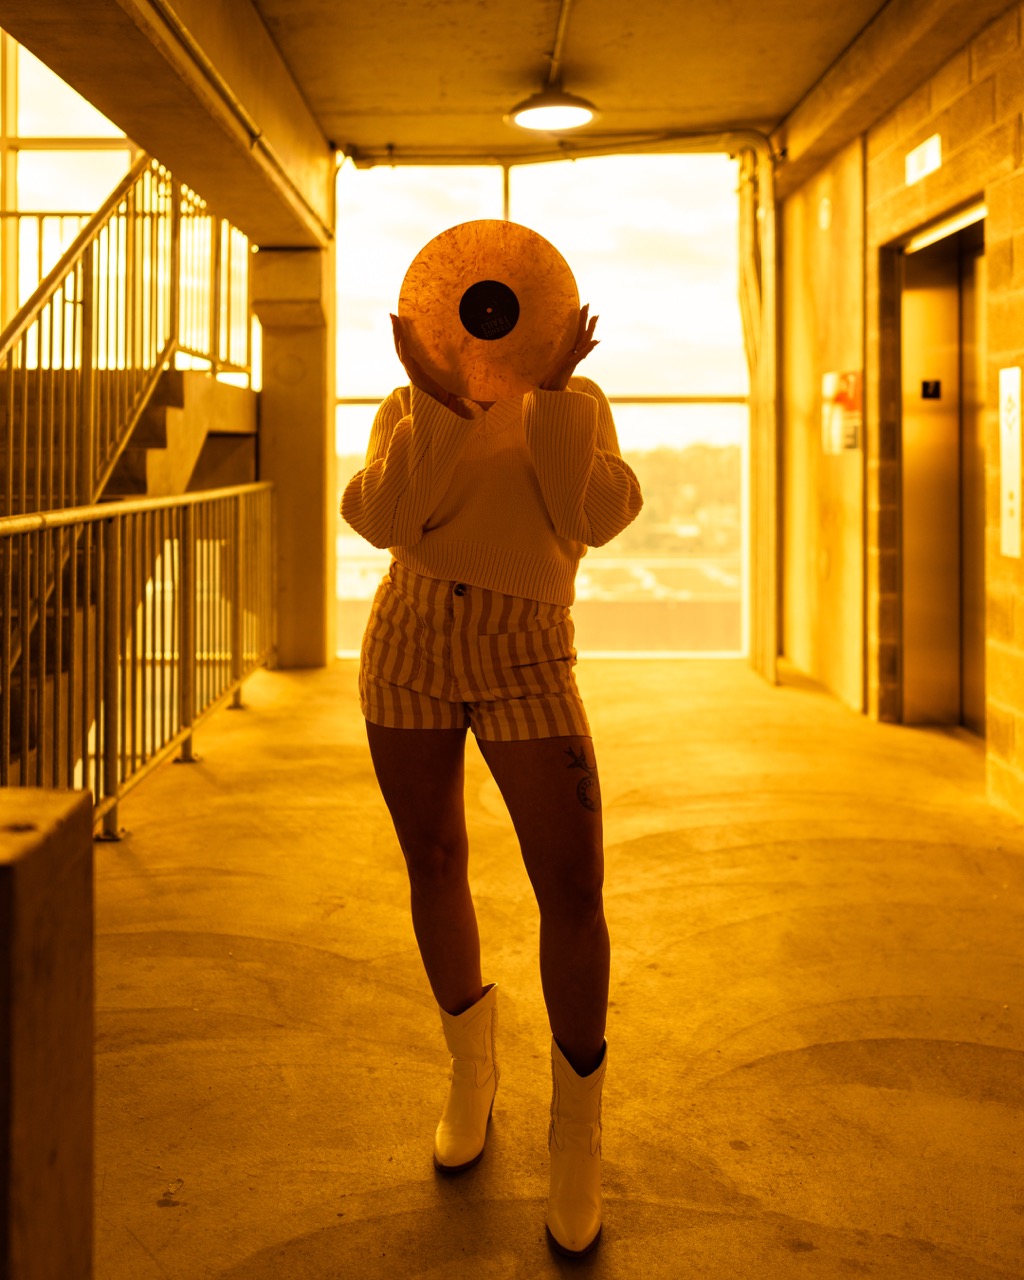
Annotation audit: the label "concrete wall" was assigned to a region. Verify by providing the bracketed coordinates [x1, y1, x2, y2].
[780, 0, 1024, 817]
[1, 791, 94, 1280]
[781, 139, 865, 710]
[864, 1, 1024, 813]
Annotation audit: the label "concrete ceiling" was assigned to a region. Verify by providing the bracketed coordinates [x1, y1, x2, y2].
[2, 0, 1010, 241]
[251, 0, 890, 163]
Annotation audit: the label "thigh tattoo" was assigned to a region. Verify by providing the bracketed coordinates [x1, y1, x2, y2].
[564, 743, 601, 812]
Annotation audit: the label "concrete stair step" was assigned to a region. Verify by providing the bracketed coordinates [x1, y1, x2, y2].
[103, 371, 256, 500]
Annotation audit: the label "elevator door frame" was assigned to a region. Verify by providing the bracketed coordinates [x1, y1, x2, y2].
[898, 216, 986, 732]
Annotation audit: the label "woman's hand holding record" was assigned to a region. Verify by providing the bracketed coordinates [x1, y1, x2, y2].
[391, 314, 472, 418]
[539, 305, 599, 391]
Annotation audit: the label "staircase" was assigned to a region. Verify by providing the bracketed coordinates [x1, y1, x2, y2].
[0, 154, 268, 821]
[0, 154, 256, 518]
[105, 369, 257, 498]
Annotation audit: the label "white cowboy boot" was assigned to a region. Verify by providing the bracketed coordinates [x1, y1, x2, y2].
[433, 983, 499, 1172]
[546, 1037, 606, 1256]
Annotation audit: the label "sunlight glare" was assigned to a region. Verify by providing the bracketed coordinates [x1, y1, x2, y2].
[16, 44, 125, 138]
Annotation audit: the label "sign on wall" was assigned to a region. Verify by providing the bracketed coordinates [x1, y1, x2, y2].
[822, 371, 863, 455]
[1000, 366, 1022, 559]
[905, 134, 942, 186]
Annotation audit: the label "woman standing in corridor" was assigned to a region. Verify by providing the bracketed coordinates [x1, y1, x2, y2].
[341, 277, 642, 1256]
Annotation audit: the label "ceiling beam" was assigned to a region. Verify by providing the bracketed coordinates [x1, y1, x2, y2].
[771, 0, 1015, 197]
[0, 0, 334, 246]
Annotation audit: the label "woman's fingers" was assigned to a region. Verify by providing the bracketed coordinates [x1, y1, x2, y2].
[542, 306, 600, 388]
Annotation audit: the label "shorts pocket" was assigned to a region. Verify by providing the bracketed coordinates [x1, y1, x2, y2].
[478, 611, 577, 698]
[361, 577, 425, 687]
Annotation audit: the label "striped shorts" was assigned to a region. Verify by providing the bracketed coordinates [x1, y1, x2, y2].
[359, 561, 591, 741]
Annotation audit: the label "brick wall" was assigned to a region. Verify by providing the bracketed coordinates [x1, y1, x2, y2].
[863, 2, 1024, 812]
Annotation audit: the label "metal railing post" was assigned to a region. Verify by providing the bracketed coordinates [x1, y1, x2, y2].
[230, 495, 244, 708]
[78, 248, 95, 506]
[210, 215, 223, 375]
[178, 502, 197, 761]
[245, 239, 253, 376]
[169, 180, 181, 352]
[101, 515, 121, 838]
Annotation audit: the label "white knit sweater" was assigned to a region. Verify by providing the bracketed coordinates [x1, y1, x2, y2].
[341, 375, 643, 605]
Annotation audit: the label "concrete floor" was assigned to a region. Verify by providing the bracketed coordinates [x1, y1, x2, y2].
[94, 659, 1024, 1279]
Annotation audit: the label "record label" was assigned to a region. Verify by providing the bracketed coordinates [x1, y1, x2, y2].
[459, 279, 520, 341]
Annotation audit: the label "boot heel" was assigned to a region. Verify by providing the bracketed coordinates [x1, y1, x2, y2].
[433, 1095, 495, 1174]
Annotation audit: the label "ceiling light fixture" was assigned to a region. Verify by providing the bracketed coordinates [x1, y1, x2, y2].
[508, 86, 596, 131]
[507, 0, 596, 132]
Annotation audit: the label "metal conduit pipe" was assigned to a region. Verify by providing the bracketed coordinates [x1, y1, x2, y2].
[547, 0, 577, 87]
[131, 0, 333, 245]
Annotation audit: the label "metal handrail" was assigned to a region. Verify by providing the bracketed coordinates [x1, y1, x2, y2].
[0, 480, 271, 534]
[0, 156, 152, 364]
[0, 481, 275, 837]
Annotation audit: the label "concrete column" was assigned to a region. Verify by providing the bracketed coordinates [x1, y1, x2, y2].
[253, 245, 337, 667]
[1, 790, 94, 1280]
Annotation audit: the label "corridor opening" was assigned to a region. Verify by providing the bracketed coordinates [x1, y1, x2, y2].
[335, 152, 749, 658]
[900, 212, 987, 734]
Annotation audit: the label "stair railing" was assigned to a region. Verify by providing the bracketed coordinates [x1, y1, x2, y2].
[0, 210, 92, 328]
[0, 481, 274, 837]
[0, 155, 252, 519]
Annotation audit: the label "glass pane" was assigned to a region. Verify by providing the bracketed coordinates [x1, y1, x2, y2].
[509, 153, 747, 397]
[17, 44, 125, 138]
[337, 403, 391, 651]
[510, 154, 748, 654]
[574, 403, 746, 654]
[17, 150, 131, 212]
[336, 162, 503, 398]
[335, 154, 748, 657]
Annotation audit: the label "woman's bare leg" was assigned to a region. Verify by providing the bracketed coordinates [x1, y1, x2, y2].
[365, 722, 483, 1016]
[476, 735, 609, 1077]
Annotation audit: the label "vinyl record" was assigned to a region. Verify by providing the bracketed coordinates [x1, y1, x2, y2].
[397, 220, 580, 401]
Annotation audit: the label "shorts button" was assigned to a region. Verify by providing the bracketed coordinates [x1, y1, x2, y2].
[453, 582, 467, 596]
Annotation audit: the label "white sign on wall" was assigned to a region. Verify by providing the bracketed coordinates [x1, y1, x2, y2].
[821, 371, 863, 455]
[1000, 366, 1022, 559]
[905, 134, 942, 186]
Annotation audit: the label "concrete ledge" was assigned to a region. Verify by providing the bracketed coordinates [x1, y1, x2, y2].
[1, 790, 94, 1280]
[0, 0, 332, 247]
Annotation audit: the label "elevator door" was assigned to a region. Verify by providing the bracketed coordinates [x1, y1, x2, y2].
[901, 221, 986, 732]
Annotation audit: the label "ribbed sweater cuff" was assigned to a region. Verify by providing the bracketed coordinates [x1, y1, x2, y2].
[526, 386, 598, 425]
[409, 386, 474, 471]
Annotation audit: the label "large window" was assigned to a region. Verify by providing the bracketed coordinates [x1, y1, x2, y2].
[336, 153, 747, 655]
[0, 33, 133, 324]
